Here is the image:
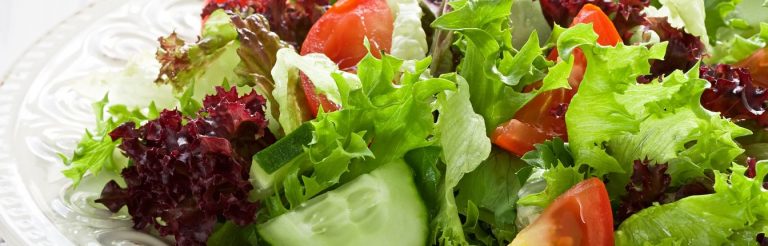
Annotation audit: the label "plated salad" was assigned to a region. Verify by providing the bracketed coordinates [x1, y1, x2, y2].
[58, 0, 768, 245]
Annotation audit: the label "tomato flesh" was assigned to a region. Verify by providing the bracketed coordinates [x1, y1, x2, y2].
[737, 47, 768, 88]
[492, 119, 552, 157]
[299, 0, 393, 116]
[493, 4, 621, 157]
[301, 0, 393, 69]
[510, 178, 614, 246]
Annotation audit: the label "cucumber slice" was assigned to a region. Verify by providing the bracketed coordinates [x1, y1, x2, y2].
[249, 123, 314, 199]
[254, 122, 314, 174]
[258, 160, 428, 246]
[249, 157, 304, 199]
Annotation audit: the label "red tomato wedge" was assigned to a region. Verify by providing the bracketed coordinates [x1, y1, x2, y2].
[299, 0, 393, 116]
[737, 47, 768, 88]
[492, 119, 553, 157]
[492, 4, 621, 157]
[510, 178, 615, 246]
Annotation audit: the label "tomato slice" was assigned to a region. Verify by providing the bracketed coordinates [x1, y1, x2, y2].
[493, 4, 621, 157]
[492, 120, 554, 157]
[299, 0, 393, 116]
[510, 178, 614, 246]
[737, 47, 768, 88]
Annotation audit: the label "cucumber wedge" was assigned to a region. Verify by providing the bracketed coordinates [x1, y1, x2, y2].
[249, 123, 314, 198]
[258, 160, 428, 246]
[254, 122, 314, 174]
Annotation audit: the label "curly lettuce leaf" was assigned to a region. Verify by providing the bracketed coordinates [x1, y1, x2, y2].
[431, 0, 574, 133]
[615, 162, 768, 245]
[565, 25, 750, 197]
[563, 25, 662, 175]
[231, 13, 291, 133]
[158, 9, 290, 106]
[516, 165, 583, 208]
[267, 53, 461, 215]
[520, 138, 574, 169]
[155, 10, 246, 100]
[60, 96, 158, 187]
[607, 68, 751, 185]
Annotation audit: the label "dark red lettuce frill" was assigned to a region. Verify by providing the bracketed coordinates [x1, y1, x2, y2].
[97, 87, 275, 245]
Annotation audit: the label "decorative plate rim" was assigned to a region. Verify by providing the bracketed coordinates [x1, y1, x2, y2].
[0, 0, 126, 245]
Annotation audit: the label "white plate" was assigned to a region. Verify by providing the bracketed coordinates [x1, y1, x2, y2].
[0, 0, 203, 245]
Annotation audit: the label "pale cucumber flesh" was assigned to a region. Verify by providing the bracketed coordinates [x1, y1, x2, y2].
[258, 160, 428, 246]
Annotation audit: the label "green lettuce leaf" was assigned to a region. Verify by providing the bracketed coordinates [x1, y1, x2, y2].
[271, 48, 341, 134]
[231, 14, 291, 134]
[266, 53, 461, 216]
[516, 164, 583, 208]
[388, 0, 430, 60]
[404, 146, 444, 218]
[520, 138, 574, 169]
[208, 222, 259, 246]
[704, 0, 768, 63]
[431, 74, 492, 245]
[60, 96, 158, 187]
[155, 10, 246, 100]
[454, 148, 530, 243]
[431, 0, 573, 134]
[565, 23, 750, 196]
[709, 22, 768, 64]
[655, 0, 709, 44]
[615, 162, 768, 245]
[509, 0, 552, 49]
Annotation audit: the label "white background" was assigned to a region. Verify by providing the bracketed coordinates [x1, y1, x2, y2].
[0, 0, 96, 77]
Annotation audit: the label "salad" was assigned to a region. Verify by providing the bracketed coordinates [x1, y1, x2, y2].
[57, 0, 768, 245]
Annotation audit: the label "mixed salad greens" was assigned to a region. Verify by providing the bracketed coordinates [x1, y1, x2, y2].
[59, 0, 768, 245]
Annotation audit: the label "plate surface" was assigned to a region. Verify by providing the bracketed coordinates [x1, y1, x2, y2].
[0, 0, 201, 245]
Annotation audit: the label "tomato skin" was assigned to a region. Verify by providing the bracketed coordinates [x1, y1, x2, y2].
[300, 73, 341, 116]
[492, 119, 552, 157]
[737, 47, 768, 88]
[510, 178, 614, 246]
[493, 4, 621, 157]
[301, 0, 393, 69]
[570, 4, 622, 47]
[299, 0, 393, 116]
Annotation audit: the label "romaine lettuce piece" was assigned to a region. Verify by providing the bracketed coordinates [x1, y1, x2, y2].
[388, 0, 429, 60]
[430, 74, 492, 245]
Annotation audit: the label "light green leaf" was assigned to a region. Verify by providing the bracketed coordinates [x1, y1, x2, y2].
[659, 0, 709, 44]
[388, 0, 429, 60]
[567, 39, 749, 197]
[517, 165, 583, 207]
[615, 163, 768, 245]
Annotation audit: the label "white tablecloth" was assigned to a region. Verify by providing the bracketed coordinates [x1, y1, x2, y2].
[0, 0, 98, 77]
